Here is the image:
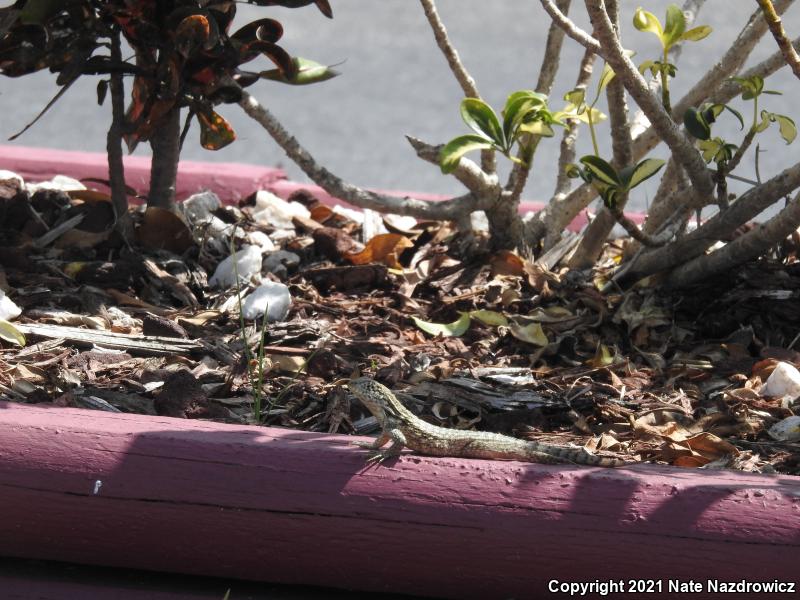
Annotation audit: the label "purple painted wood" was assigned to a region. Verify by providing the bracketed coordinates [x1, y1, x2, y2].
[0, 145, 285, 203]
[0, 401, 797, 599]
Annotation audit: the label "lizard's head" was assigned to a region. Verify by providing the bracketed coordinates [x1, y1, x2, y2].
[347, 377, 391, 421]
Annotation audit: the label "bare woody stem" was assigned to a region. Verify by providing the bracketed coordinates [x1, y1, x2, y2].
[505, 0, 572, 202]
[756, 0, 800, 80]
[583, 0, 713, 201]
[238, 89, 495, 222]
[535, 3, 794, 245]
[419, 0, 495, 174]
[106, 24, 128, 227]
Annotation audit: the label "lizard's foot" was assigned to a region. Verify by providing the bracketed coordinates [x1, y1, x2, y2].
[363, 447, 403, 465]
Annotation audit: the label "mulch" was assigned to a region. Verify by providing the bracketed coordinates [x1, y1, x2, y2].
[1, 176, 799, 475]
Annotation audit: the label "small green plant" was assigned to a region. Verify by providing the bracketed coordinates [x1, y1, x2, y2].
[633, 4, 711, 113]
[229, 230, 271, 424]
[567, 155, 665, 210]
[564, 60, 665, 210]
[683, 74, 796, 206]
[439, 90, 562, 173]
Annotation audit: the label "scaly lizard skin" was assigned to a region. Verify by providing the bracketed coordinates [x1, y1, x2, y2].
[348, 377, 627, 467]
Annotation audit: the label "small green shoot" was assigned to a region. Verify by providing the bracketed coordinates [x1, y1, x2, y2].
[566, 155, 665, 209]
[439, 90, 562, 173]
[229, 228, 270, 424]
[633, 4, 711, 112]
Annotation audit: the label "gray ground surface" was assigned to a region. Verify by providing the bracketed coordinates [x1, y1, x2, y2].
[1, 1, 799, 211]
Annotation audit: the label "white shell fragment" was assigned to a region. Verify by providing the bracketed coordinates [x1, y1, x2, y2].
[767, 416, 800, 442]
[251, 190, 310, 230]
[242, 281, 292, 322]
[0, 289, 21, 320]
[209, 245, 262, 288]
[27, 175, 85, 193]
[761, 362, 800, 400]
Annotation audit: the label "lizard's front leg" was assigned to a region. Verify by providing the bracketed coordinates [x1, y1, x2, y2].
[356, 428, 407, 464]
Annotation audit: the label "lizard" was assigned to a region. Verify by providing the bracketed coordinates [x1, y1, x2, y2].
[347, 377, 627, 467]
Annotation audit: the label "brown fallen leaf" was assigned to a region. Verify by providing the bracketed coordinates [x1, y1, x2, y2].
[345, 233, 413, 269]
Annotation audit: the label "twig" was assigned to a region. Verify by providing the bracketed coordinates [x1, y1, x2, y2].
[238, 89, 492, 221]
[419, 0, 479, 98]
[584, 0, 713, 201]
[106, 24, 128, 227]
[756, 0, 800, 80]
[535, 0, 572, 96]
[503, 0, 573, 202]
[538, 0, 603, 55]
[664, 189, 800, 287]
[615, 159, 800, 285]
[419, 0, 495, 174]
[406, 135, 498, 193]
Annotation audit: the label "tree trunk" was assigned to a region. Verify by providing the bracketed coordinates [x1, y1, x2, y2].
[106, 26, 130, 234]
[147, 106, 181, 211]
[483, 190, 523, 250]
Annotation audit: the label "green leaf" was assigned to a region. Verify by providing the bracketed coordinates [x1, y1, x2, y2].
[698, 137, 737, 163]
[260, 57, 340, 85]
[469, 310, 508, 327]
[683, 107, 711, 140]
[760, 111, 797, 144]
[555, 103, 606, 125]
[679, 25, 712, 42]
[505, 90, 547, 111]
[0, 318, 25, 347]
[734, 75, 764, 100]
[563, 88, 586, 108]
[626, 158, 666, 189]
[662, 4, 686, 49]
[579, 155, 621, 187]
[518, 120, 554, 137]
[503, 94, 540, 142]
[775, 114, 797, 144]
[439, 134, 495, 174]
[633, 7, 663, 39]
[599, 186, 622, 210]
[597, 62, 616, 94]
[638, 59, 659, 77]
[565, 163, 591, 183]
[460, 98, 505, 148]
[412, 313, 471, 337]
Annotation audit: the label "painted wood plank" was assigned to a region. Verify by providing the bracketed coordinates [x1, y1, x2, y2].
[0, 145, 285, 203]
[0, 401, 797, 599]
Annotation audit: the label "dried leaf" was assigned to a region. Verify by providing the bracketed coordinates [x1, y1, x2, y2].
[0, 318, 25, 346]
[345, 233, 413, 268]
[509, 320, 549, 346]
[470, 309, 508, 327]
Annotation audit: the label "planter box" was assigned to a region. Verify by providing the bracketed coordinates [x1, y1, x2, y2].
[0, 401, 798, 600]
[1, 145, 795, 598]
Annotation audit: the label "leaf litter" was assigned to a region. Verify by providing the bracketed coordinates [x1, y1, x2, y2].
[1, 173, 799, 474]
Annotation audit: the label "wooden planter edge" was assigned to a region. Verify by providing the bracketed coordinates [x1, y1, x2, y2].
[0, 401, 798, 600]
[0, 143, 647, 230]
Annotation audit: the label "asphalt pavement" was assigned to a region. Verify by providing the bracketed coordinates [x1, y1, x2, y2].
[1, 1, 799, 211]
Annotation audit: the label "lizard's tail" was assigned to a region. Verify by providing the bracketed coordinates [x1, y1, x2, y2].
[530, 442, 628, 467]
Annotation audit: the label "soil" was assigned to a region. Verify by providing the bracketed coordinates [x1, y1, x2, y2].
[1, 177, 799, 476]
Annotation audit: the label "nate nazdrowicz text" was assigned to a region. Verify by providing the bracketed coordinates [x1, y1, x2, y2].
[548, 578, 796, 595]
